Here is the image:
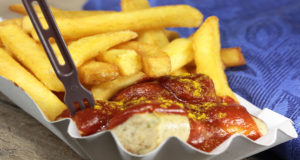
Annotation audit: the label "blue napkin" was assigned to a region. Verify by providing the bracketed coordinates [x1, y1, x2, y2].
[83, 0, 300, 159]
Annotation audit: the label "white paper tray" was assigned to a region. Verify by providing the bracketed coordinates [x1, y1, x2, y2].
[0, 76, 297, 160]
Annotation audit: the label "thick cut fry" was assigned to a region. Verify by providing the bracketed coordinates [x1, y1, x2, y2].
[10, 4, 115, 17]
[0, 48, 67, 121]
[137, 30, 169, 48]
[79, 61, 119, 85]
[98, 49, 142, 76]
[122, 0, 169, 48]
[121, 0, 150, 11]
[163, 38, 193, 72]
[221, 47, 246, 67]
[116, 41, 171, 77]
[92, 72, 146, 100]
[0, 38, 3, 48]
[9, 4, 62, 15]
[171, 67, 189, 76]
[192, 16, 237, 101]
[0, 18, 22, 27]
[164, 30, 180, 41]
[0, 25, 64, 91]
[24, 5, 203, 41]
[53, 31, 138, 67]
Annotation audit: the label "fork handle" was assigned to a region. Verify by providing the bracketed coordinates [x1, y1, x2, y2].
[22, 0, 76, 80]
[23, 0, 95, 115]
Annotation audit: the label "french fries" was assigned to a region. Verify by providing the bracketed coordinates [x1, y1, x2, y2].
[122, 0, 169, 48]
[116, 41, 171, 77]
[10, 4, 115, 17]
[221, 47, 246, 67]
[0, 0, 249, 121]
[0, 18, 22, 27]
[192, 16, 237, 101]
[0, 25, 64, 92]
[137, 30, 169, 48]
[53, 31, 138, 67]
[97, 49, 142, 76]
[164, 30, 180, 42]
[171, 67, 189, 76]
[121, 0, 150, 11]
[163, 38, 194, 72]
[79, 61, 119, 85]
[23, 5, 203, 41]
[9, 4, 63, 15]
[92, 72, 146, 100]
[0, 48, 67, 121]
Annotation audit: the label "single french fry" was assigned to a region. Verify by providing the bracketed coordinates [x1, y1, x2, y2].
[137, 30, 169, 48]
[97, 49, 142, 76]
[121, 0, 150, 11]
[0, 48, 67, 121]
[0, 38, 3, 48]
[92, 72, 146, 100]
[0, 18, 22, 27]
[164, 30, 180, 41]
[170, 67, 189, 76]
[116, 41, 171, 77]
[0, 25, 64, 92]
[10, 4, 115, 17]
[221, 47, 246, 67]
[24, 5, 203, 41]
[121, 0, 169, 48]
[178, 46, 245, 71]
[9, 4, 63, 15]
[79, 60, 120, 85]
[163, 38, 193, 72]
[192, 16, 237, 101]
[52, 31, 138, 67]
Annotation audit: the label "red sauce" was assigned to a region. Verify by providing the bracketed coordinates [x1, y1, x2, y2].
[56, 73, 263, 152]
[187, 104, 261, 152]
[108, 103, 187, 129]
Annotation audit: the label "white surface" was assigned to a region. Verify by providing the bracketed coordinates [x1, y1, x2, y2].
[0, 76, 297, 160]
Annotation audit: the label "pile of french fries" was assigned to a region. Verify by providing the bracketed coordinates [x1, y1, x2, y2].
[0, 0, 246, 121]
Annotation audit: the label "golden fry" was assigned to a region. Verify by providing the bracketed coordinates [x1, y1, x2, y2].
[79, 61, 119, 85]
[0, 25, 64, 92]
[92, 72, 146, 100]
[121, 0, 169, 48]
[0, 48, 67, 121]
[164, 30, 180, 41]
[170, 67, 189, 76]
[121, 0, 150, 11]
[138, 30, 169, 48]
[163, 38, 193, 72]
[117, 41, 171, 77]
[53, 31, 138, 67]
[192, 16, 237, 101]
[9, 4, 62, 15]
[98, 49, 142, 76]
[221, 47, 246, 67]
[0, 18, 22, 27]
[24, 5, 203, 41]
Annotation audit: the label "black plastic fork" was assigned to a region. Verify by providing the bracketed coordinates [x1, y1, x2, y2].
[22, 0, 95, 116]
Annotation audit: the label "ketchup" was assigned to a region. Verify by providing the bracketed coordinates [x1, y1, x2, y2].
[56, 73, 263, 152]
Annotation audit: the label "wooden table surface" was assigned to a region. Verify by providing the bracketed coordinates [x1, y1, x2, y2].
[0, 92, 280, 160]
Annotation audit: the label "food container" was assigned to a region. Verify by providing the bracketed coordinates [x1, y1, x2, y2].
[0, 76, 297, 160]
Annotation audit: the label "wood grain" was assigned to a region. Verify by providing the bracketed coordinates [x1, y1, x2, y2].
[0, 93, 82, 160]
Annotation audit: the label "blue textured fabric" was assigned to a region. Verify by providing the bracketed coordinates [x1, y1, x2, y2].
[83, 0, 300, 159]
